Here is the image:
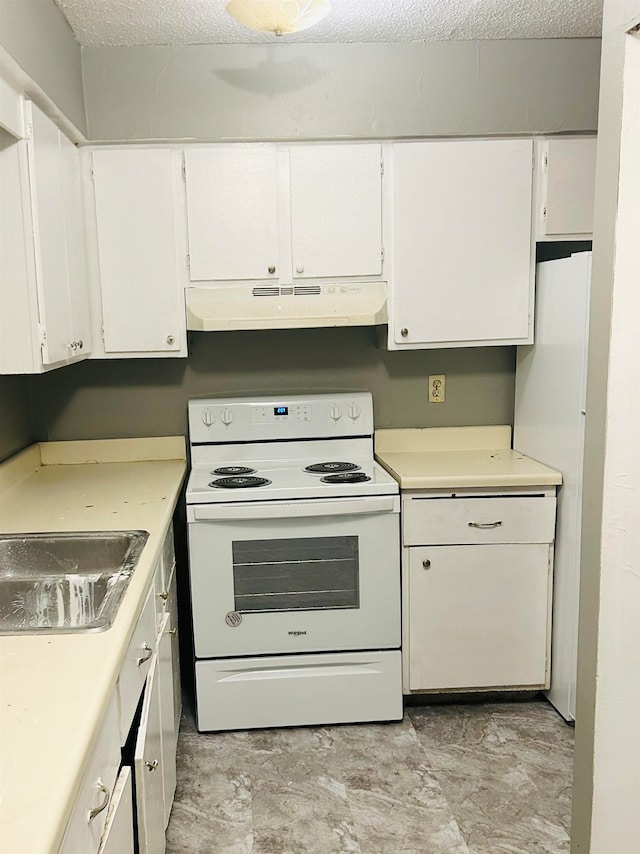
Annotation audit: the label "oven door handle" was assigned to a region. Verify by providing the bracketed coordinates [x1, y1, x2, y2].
[192, 496, 398, 521]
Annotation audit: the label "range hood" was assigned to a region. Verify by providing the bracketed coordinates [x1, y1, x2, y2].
[185, 282, 388, 331]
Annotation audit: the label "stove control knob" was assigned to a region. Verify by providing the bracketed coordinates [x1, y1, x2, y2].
[329, 405, 342, 422]
[220, 408, 233, 427]
[202, 409, 215, 427]
[347, 403, 361, 421]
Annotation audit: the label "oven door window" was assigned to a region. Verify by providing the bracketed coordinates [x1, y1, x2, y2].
[232, 536, 359, 613]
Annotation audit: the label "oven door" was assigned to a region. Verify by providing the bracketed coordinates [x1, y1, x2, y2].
[187, 495, 400, 657]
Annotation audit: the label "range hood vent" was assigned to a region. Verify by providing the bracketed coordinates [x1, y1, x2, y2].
[186, 282, 388, 332]
[251, 285, 322, 297]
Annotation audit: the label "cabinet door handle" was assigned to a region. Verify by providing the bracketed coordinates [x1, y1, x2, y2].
[422, 559, 431, 570]
[136, 643, 153, 666]
[158, 590, 169, 601]
[88, 780, 110, 821]
[145, 759, 159, 772]
[468, 520, 503, 529]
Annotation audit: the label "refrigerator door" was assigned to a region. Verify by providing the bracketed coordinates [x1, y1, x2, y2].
[514, 251, 592, 721]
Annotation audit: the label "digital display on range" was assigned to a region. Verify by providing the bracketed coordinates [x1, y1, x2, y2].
[274, 406, 289, 416]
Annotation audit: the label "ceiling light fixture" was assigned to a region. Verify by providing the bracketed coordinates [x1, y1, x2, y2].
[226, 0, 332, 37]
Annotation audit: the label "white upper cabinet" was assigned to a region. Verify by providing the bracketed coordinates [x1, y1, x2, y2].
[184, 142, 383, 284]
[289, 144, 382, 279]
[89, 148, 187, 357]
[535, 136, 597, 240]
[27, 102, 74, 365]
[0, 102, 91, 374]
[185, 145, 279, 282]
[389, 138, 534, 349]
[60, 130, 92, 355]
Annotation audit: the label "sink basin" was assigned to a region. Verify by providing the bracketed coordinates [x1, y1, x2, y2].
[0, 531, 149, 635]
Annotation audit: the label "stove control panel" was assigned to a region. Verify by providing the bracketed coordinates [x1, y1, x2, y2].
[189, 393, 374, 444]
[251, 404, 312, 424]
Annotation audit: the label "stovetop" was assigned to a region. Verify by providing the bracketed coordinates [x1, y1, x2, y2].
[186, 457, 399, 504]
[186, 393, 398, 503]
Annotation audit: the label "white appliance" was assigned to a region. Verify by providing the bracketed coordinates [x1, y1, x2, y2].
[186, 392, 402, 732]
[514, 251, 592, 721]
[185, 282, 388, 331]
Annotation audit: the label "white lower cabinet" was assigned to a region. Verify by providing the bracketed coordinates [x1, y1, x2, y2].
[59, 525, 181, 854]
[408, 544, 552, 691]
[59, 695, 121, 854]
[97, 767, 135, 854]
[402, 490, 555, 694]
[135, 654, 167, 854]
[158, 612, 178, 826]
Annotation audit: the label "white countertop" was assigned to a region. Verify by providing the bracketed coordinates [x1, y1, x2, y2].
[0, 438, 187, 854]
[375, 426, 562, 489]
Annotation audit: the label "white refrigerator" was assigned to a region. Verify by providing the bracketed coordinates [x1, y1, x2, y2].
[514, 251, 591, 722]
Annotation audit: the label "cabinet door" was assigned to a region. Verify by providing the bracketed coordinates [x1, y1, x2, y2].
[0, 134, 39, 373]
[97, 767, 135, 854]
[289, 144, 383, 279]
[408, 544, 551, 692]
[541, 137, 597, 238]
[392, 139, 533, 347]
[60, 130, 92, 356]
[91, 148, 185, 354]
[117, 587, 156, 743]
[134, 655, 166, 854]
[185, 145, 279, 282]
[59, 695, 121, 854]
[26, 102, 74, 364]
[158, 613, 177, 827]
[167, 563, 182, 735]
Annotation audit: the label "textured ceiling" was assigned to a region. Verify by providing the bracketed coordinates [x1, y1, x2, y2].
[55, 0, 603, 47]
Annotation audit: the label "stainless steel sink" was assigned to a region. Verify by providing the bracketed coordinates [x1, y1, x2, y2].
[0, 531, 149, 635]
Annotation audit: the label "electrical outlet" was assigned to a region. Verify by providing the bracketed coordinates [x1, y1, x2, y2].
[428, 374, 446, 403]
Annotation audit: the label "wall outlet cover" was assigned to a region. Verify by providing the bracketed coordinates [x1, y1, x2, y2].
[429, 374, 446, 403]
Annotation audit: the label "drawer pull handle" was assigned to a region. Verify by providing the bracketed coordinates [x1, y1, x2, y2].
[88, 780, 110, 821]
[468, 520, 503, 529]
[145, 759, 159, 772]
[422, 559, 431, 570]
[169, 628, 178, 637]
[136, 643, 153, 666]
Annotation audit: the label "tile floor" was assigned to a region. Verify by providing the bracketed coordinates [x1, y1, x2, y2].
[166, 698, 573, 854]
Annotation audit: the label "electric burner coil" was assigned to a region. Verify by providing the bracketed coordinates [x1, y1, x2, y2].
[305, 462, 360, 474]
[320, 472, 371, 484]
[209, 476, 271, 489]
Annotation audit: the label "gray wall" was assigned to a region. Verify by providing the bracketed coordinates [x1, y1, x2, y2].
[0, 376, 35, 461]
[30, 329, 515, 441]
[0, 0, 86, 134]
[572, 2, 639, 852]
[82, 39, 601, 141]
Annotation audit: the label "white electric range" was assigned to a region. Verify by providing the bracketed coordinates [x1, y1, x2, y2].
[186, 392, 402, 732]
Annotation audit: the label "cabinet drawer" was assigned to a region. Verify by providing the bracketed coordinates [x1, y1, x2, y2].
[59, 694, 121, 853]
[403, 496, 556, 546]
[117, 587, 156, 743]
